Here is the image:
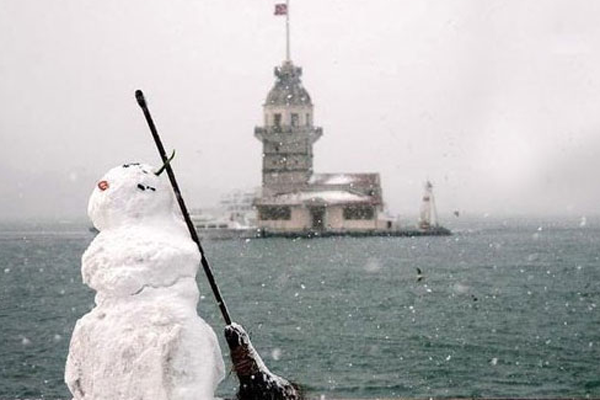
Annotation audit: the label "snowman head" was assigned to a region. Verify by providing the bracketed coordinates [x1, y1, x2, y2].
[88, 163, 176, 231]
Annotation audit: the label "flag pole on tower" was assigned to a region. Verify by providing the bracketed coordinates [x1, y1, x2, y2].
[286, 0, 290, 61]
[274, 0, 291, 61]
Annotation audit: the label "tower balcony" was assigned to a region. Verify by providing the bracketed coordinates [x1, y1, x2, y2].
[254, 126, 323, 143]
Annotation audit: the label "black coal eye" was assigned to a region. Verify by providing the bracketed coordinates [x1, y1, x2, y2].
[123, 163, 140, 168]
[147, 186, 156, 191]
[137, 184, 146, 191]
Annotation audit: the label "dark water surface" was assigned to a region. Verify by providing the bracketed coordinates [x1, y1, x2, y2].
[1, 217, 599, 399]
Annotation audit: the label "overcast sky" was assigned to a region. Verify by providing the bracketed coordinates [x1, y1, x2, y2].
[1, 0, 600, 221]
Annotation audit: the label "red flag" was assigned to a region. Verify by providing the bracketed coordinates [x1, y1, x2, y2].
[274, 3, 287, 15]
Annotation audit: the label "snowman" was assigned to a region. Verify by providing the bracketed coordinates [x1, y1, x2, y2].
[65, 163, 225, 400]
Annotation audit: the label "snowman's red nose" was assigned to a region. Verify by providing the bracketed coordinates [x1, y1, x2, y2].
[98, 180, 109, 191]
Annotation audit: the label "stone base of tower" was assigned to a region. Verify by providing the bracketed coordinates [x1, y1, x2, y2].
[257, 226, 452, 238]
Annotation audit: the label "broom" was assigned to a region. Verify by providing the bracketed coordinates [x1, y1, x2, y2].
[135, 89, 302, 400]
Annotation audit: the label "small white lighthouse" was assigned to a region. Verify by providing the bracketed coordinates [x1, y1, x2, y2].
[418, 181, 439, 230]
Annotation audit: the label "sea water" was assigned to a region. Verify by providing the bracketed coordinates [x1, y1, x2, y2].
[0, 217, 599, 399]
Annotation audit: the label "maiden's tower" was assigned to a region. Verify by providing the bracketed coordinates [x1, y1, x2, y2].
[250, 1, 448, 237]
[253, 51, 389, 234]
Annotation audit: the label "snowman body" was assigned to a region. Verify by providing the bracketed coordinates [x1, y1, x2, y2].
[65, 164, 224, 400]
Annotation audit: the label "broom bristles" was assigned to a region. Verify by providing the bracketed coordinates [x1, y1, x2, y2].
[225, 323, 303, 400]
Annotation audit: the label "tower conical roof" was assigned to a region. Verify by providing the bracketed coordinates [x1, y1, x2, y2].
[265, 61, 312, 106]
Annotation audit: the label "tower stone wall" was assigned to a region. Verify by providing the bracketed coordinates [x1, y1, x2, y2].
[254, 61, 322, 194]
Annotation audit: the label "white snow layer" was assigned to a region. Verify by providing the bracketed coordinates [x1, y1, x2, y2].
[273, 189, 369, 204]
[319, 174, 353, 185]
[65, 164, 225, 400]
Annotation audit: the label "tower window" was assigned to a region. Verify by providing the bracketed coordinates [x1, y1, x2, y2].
[291, 113, 299, 127]
[343, 206, 375, 220]
[259, 206, 291, 220]
[273, 113, 282, 127]
[306, 113, 311, 126]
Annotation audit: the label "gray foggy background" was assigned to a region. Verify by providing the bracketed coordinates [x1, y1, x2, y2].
[1, 0, 599, 221]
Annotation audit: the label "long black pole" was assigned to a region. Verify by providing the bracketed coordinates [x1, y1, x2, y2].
[135, 89, 232, 326]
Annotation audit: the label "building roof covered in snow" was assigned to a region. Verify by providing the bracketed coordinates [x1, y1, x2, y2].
[309, 173, 380, 187]
[265, 61, 312, 107]
[256, 172, 383, 207]
[255, 189, 378, 206]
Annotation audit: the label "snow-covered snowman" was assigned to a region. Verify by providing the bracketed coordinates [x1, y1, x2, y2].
[65, 163, 225, 400]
